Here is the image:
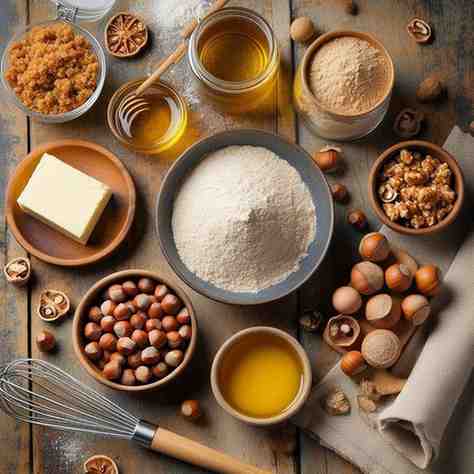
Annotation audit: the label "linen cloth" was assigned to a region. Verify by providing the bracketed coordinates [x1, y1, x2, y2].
[292, 127, 474, 473]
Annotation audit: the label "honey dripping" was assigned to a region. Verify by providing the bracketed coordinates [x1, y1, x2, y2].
[197, 17, 270, 82]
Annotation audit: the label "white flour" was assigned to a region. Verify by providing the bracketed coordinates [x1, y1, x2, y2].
[309, 36, 390, 115]
[172, 146, 316, 293]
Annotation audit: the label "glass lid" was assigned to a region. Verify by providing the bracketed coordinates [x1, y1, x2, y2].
[52, 0, 116, 22]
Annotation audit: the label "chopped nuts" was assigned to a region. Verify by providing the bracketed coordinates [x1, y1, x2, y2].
[393, 108, 424, 138]
[407, 18, 432, 43]
[105, 12, 148, 58]
[37, 289, 70, 322]
[416, 76, 443, 102]
[4, 257, 31, 287]
[322, 388, 351, 415]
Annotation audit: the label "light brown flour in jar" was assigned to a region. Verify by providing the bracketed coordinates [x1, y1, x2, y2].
[309, 36, 390, 115]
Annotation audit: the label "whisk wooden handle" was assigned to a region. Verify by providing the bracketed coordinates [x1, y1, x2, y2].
[151, 427, 271, 474]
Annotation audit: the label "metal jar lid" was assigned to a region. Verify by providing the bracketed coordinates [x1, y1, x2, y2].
[53, 0, 116, 22]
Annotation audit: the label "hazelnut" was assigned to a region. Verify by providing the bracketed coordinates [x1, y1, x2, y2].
[103, 361, 122, 380]
[332, 286, 362, 314]
[289, 16, 315, 43]
[135, 365, 152, 384]
[110, 352, 126, 366]
[152, 362, 169, 379]
[99, 333, 117, 352]
[88, 306, 103, 323]
[359, 232, 390, 262]
[131, 329, 149, 348]
[100, 315, 116, 333]
[350, 262, 384, 295]
[361, 330, 401, 368]
[130, 311, 147, 329]
[148, 302, 164, 319]
[391, 246, 419, 275]
[176, 307, 191, 325]
[84, 322, 102, 341]
[127, 351, 142, 369]
[415, 265, 441, 296]
[125, 300, 137, 314]
[108, 284, 127, 303]
[121, 368, 137, 386]
[340, 351, 366, 376]
[326, 315, 360, 347]
[113, 320, 132, 338]
[116, 337, 137, 355]
[385, 264, 413, 292]
[84, 341, 102, 361]
[401, 294, 431, 325]
[167, 331, 183, 349]
[134, 293, 152, 311]
[122, 280, 138, 297]
[331, 183, 349, 203]
[36, 330, 56, 352]
[100, 300, 116, 316]
[113, 302, 131, 321]
[162, 315, 179, 332]
[154, 284, 169, 301]
[313, 146, 341, 172]
[181, 400, 202, 420]
[178, 325, 192, 340]
[365, 294, 401, 329]
[149, 329, 167, 348]
[141, 346, 161, 365]
[145, 318, 162, 332]
[161, 294, 182, 315]
[416, 75, 443, 102]
[347, 209, 368, 230]
[103, 350, 112, 362]
[165, 349, 184, 367]
[138, 277, 155, 294]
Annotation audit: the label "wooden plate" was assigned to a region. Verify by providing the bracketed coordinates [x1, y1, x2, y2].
[6, 140, 136, 266]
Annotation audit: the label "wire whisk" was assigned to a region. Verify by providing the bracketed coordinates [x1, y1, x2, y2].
[0, 359, 268, 474]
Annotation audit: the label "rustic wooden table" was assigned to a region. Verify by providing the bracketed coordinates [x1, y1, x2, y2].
[1, 0, 472, 473]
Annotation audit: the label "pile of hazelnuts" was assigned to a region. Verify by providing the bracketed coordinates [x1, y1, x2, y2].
[82, 277, 192, 386]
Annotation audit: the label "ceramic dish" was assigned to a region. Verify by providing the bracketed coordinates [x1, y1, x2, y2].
[6, 140, 135, 266]
[73, 269, 197, 392]
[156, 129, 334, 305]
[368, 140, 464, 235]
[211, 326, 312, 426]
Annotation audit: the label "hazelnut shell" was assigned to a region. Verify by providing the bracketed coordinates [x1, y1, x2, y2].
[365, 294, 401, 329]
[361, 329, 401, 368]
[401, 294, 431, 325]
[350, 262, 384, 295]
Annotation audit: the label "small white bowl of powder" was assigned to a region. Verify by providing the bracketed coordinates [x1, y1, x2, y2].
[156, 130, 334, 305]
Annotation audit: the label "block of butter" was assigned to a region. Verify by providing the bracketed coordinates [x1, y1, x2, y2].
[17, 153, 112, 245]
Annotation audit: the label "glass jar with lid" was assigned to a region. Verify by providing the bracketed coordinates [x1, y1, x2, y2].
[0, 0, 114, 123]
[188, 7, 280, 114]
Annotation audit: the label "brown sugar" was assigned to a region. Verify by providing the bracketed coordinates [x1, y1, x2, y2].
[5, 23, 99, 115]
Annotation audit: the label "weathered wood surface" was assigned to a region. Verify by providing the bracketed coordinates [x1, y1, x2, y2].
[0, 0, 472, 473]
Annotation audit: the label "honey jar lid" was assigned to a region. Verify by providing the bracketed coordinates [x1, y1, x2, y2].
[53, 0, 116, 22]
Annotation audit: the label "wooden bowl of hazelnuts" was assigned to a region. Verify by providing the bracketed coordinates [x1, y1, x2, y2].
[73, 269, 197, 392]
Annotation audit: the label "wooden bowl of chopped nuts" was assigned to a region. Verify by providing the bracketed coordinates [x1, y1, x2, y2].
[73, 269, 197, 392]
[368, 141, 464, 235]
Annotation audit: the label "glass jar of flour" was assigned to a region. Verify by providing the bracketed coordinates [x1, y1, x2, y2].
[293, 31, 394, 141]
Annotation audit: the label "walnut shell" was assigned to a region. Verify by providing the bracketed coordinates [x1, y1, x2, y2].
[326, 315, 360, 347]
[37, 289, 70, 322]
[322, 388, 351, 415]
[407, 18, 432, 43]
[4, 257, 31, 287]
[416, 76, 443, 102]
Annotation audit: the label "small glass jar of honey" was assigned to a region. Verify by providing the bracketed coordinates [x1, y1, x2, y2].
[107, 78, 188, 155]
[188, 7, 279, 113]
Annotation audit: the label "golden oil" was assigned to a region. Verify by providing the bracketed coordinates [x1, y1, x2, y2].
[197, 17, 270, 82]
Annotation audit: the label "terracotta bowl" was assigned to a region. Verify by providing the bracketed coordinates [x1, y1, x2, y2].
[368, 140, 465, 235]
[73, 269, 197, 392]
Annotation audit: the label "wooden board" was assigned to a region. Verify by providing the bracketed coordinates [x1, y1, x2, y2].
[0, 0, 473, 473]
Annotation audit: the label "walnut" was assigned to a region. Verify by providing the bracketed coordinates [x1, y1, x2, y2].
[399, 149, 414, 165]
[410, 214, 427, 229]
[322, 388, 351, 416]
[383, 203, 400, 221]
[438, 185, 456, 203]
[404, 170, 427, 186]
[432, 163, 452, 185]
[388, 176, 404, 190]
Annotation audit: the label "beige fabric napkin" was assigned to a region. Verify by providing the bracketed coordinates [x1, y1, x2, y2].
[292, 127, 474, 473]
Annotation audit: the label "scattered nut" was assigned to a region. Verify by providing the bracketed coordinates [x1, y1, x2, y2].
[407, 18, 432, 43]
[359, 232, 390, 262]
[298, 310, 324, 332]
[340, 351, 367, 376]
[415, 264, 441, 296]
[332, 286, 362, 314]
[36, 330, 56, 352]
[326, 315, 360, 347]
[350, 261, 384, 295]
[37, 289, 70, 322]
[372, 369, 407, 395]
[313, 146, 341, 173]
[401, 294, 431, 325]
[105, 12, 148, 58]
[385, 263, 413, 292]
[416, 75, 443, 102]
[83, 454, 119, 474]
[181, 399, 202, 420]
[365, 294, 401, 329]
[393, 108, 424, 138]
[289, 16, 315, 43]
[322, 388, 351, 415]
[361, 329, 401, 368]
[4, 257, 31, 287]
[347, 209, 368, 230]
[331, 183, 349, 203]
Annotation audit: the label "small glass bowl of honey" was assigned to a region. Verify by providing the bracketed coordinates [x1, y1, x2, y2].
[107, 78, 188, 155]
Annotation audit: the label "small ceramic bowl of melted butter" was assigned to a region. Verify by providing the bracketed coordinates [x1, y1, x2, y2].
[211, 326, 312, 426]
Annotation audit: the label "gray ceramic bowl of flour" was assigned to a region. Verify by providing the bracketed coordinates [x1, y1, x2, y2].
[156, 129, 334, 305]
